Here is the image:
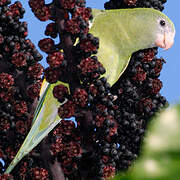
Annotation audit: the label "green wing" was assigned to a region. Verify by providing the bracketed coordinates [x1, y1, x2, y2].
[90, 9, 134, 86]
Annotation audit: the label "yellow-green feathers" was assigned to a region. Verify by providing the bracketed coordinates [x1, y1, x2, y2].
[90, 8, 175, 85]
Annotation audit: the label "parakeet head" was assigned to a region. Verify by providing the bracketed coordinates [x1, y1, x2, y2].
[91, 8, 175, 51]
[147, 9, 175, 50]
[134, 8, 175, 50]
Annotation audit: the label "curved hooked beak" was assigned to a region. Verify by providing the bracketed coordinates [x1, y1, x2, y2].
[155, 31, 175, 50]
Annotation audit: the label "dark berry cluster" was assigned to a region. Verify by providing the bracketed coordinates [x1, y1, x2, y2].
[10, 155, 50, 180]
[110, 48, 167, 170]
[105, 0, 167, 11]
[0, 173, 13, 180]
[27, 0, 169, 179]
[38, 38, 67, 84]
[28, 167, 49, 180]
[77, 56, 105, 82]
[45, 23, 58, 39]
[64, 6, 92, 37]
[31, 0, 119, 178]
[0, 0, 168, 179]
[28, 0, 51, 21]
[106, 0, 168, 172]
[49, 120, 81, 176]
[53, 84, 69, 103]
[0, 0, 11, 7]
[0, 0, 47, 178]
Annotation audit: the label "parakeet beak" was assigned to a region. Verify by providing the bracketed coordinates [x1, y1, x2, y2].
[163, 32, 175, 50]
[155, 32, 175, 50]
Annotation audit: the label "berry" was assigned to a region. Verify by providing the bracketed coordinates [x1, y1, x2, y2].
[29, 0, 51, 21]
[58, 101, 75, 118]
[102, 165, 115, 179]
[141, 49, 155, 63]
[148, 78, 163, 95]
[0, 117, 10, 132]
[65, 141, 81, 158]
[0, 89, 15, 102]
[29, 167, 49, 180]
[65, 18, 81, 35]
[0, 0, 11, 7]
[11, 52, 27, 67]
[73, 88, 88, 107]
[45, 23, 57, 38]
[15, 120, 27, 135]
[154, 58, 164, 76]
[47, 51, 64, 68]
[78, 56, 105, 81]
[53, 84, 69, 102]
[0, 34, 4, 44]
[26, 81, 42, 99]
[38, 38, 55, 53]
[60, 0, 76, 10]
[73, 7, 92, 21]
[53, 120, 75, 136]
[124, 0, 137, 6]
[13, 101, 28, 116]
[79, 35, 99, 53]
[27, 63, 44, 80]
[44, 67, 61, 84]
[0, 73, 14, 89]
[132, 66, 147, 82]
[0, 174, 14, 180]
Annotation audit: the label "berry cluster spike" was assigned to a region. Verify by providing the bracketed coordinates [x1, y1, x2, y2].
[105, 0, 167, 11]
[0, 0, 47, 178]
[27, 0, 169, 179]
[0, 0, 169, 179]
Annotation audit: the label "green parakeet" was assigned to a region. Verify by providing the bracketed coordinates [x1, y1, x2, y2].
[90, 8, 175, 85]
[5, 8, 175, 174]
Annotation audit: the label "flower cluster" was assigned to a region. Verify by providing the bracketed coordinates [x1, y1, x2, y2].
[28, 167, 49, 180]
[0, 174, 14, 180]
[49, 120, 81, 175]
[64, 5, 92, 37]
[105, 0, 167, 11]
[77, 56, 105, 82]
[0, 73, 14, 89]
[45, 23, 58, 39]
[28, 0, 51, 21]
[0, 0, 11, 7]
[53, 84, 69, 102]
[0, 0, 46, 178]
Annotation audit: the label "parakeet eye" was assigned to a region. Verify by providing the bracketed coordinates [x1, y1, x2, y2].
[160, 20, 166, 26]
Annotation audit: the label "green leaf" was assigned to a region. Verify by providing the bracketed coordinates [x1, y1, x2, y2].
[112, 105, 180, 180]
[5, 80, 69, 174]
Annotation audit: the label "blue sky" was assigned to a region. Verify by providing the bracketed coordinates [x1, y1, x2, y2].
[11, 0, 179, 105]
